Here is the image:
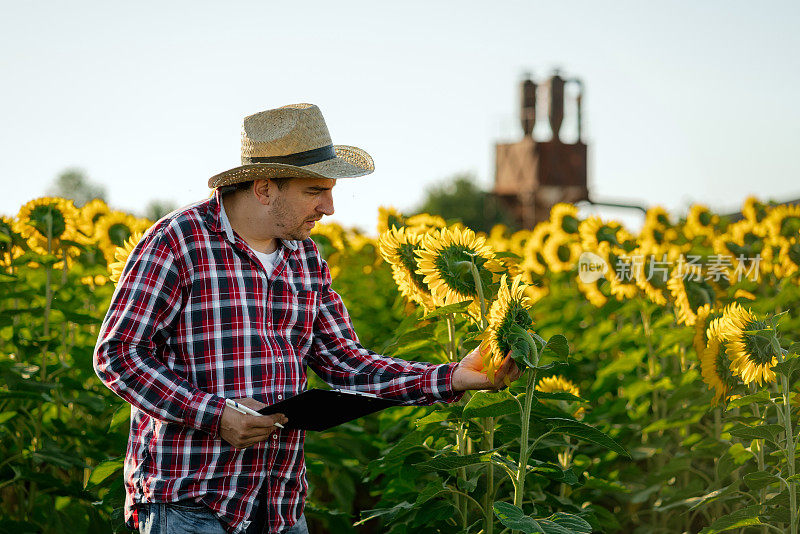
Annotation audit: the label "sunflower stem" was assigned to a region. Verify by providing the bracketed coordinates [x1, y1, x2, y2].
[468, 260, 488, 329]
[446, 314, 457, 363]
[513, 369, 537, 514]
[484, 417, 495, 534]
[777, 349, 797, 534]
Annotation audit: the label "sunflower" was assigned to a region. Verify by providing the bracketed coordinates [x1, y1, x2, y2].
[78, 198, 110, 236]
[775, 238, 800, 278]
[14, 197, 81, 254]
[94, 211, 150, 262]
[684, 204, 720, 241]
[742, 196, 769, 225]
[765, 204, 800, 240]
[508, 230, 531, 256]
[405, 213, 447, 234]
[520, 267, 549, 304]
[536, 375, 585, 419]
[549, 203, 581, 235]
[108, 231, 144, 284]
[666, 267, 716, 326]
[630, 243, 678, 306]
[378, 227, 435, 311]
[0, 216, 25, 265]
[577, 276, 609, 308]
[712, 219, 768, 280]
[640, 206, 679, 247]
[311, 222, 345, 254]
[542, 231, 581, 272]
[719, 302, 778, 386]
[416, 225, 503, 318]
[521, 222, 552, 275]
[477, 274, 533, 381]
[377, 206, 405, 234]
[578, 216, 634, 252]
[693, 304, 722, 357]
[701, 317, 739, 405]
[597, 243, 639, 301]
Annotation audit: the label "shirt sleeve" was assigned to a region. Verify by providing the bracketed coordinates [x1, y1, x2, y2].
[306, 258, 464, 405]
[93, 232, 225, 435]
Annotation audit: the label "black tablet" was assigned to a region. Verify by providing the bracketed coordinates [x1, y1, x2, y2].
[257, 389, 406, 431]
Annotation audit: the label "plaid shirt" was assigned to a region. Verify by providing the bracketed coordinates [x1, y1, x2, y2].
[93, 191, 462, 534]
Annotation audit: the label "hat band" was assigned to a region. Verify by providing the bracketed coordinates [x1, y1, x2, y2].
[247, 144, 335, 167]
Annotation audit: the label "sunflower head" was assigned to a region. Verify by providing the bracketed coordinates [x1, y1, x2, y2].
[742, 196, 769, 225]
[684, 204, 720, 241]
[378, 227, 435, 311]
[94, 211, 150, 262]
[377, 206, 405, 234]
[15, 197, 80, 254]
[549, 203, 580, 235]
[108, 231, 144, 284]
[719, 303, 778, 386]
[0, 216, 25, 261]
[536, 375, 585, 419]
[701, 317, 739, 405]
[478, 274, 534, 381]
[416, 226, 503, 317]
[405, 213, 447, 234]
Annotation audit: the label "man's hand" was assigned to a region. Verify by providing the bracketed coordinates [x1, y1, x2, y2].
[452, 345, 522, 392]
[219, 397, 288, 449]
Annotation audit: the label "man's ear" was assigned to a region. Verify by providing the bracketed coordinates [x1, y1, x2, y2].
[252, 179, 271, 206]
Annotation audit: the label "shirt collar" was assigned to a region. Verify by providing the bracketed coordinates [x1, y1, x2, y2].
[208, 189, 299, 251]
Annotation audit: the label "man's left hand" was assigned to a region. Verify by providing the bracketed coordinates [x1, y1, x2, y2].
[452, 345, 522, 392]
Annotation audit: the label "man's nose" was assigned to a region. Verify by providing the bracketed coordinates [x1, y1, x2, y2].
[317, 191, 334, 216]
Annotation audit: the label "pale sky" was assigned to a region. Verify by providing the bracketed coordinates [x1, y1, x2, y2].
[1, 1, 798, 233]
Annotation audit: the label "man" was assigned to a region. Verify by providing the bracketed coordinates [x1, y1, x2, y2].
[93, 103, 520, 534]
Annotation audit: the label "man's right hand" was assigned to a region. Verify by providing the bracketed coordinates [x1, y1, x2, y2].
[219, 397, 288, 449]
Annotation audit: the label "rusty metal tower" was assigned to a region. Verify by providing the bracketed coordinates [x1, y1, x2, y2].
[494, 71, 589, 228]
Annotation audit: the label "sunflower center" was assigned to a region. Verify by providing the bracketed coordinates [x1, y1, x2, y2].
[684, 279, 716, 310]
[699, 210, 712, 227]
[108, 223, 132, 247]
[556, 243, 571, 262]
[30, 204, 68, 239]
[561, 215, 579, 234]
[788, 243, 800, 267]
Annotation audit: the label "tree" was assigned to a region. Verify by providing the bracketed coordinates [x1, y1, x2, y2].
[413, 172, 515, 233]
[48, 168, 107, 207]
[143, 199, 178, 222]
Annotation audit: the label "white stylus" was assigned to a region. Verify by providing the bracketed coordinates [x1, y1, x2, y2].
[225, 399, 284, 429]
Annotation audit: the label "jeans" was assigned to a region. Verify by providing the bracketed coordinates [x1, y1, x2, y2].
[138, 500, 309, 534]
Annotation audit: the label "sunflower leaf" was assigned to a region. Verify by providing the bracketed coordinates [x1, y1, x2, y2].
[463, 390, 519, 419]
[726, 389, 770, 409]
[422, 301, 472, 320]
[544, 418, 630, 458]
[729, 423, 784, 443]
[534, 391, 587, 403]
[543, 335, 570, 358]
[413, 451, 495, 471]
[541, 513, 593, 533]
[788, 342, 800, 357]
[492, 502, 543, 533]
[697, 504, 763, 533]
[772, 353, 800, 380]
[743, 471, 782, 491]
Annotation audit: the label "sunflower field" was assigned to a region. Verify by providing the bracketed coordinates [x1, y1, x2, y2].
[2, 195, 800, 534]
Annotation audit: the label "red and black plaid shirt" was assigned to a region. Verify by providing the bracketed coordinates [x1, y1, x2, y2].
[93, 191, 462, 534]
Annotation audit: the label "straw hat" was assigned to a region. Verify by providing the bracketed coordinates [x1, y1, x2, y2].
[208, 103, 374, 188]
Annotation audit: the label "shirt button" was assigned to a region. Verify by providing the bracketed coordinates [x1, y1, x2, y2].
[273, 434, 278, 439]
[277, 395, 283, 400]
[278, 357, 283, 362]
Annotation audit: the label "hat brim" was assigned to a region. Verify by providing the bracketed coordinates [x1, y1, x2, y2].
[208, 145, 374, 188]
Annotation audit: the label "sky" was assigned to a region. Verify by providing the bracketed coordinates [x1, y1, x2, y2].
[1, 0, 798, 233]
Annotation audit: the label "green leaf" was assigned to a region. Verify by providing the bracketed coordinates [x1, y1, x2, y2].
[688, 483, 741, 511]
[355, 502, 413, 526]
[729, 423, 784, 443]
[0, 410, 18, 424]
[544, 418, 631, 458]
[534, 391, 586, 403]
[698, 505, 762, 533]
[543, 334, 569, 358]
[422, 300, 472, 320]
[414, 451, 494, 472]
[743, 471, 781, 490]
[462, 390, 519, 419]
[108, 403, 130, 431]
[541, 512, 592, 533]
[773, 352, 800, 379]
[726, 389, 770, 409]
[788, 342, 800, 356]
[493, 502, 543, 533]
[86, 457, 124, 488]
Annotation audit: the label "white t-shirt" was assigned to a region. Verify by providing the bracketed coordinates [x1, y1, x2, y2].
[219, 201, 280, 275]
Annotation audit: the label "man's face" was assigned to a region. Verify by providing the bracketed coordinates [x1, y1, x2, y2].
[268, 177, 336, 241]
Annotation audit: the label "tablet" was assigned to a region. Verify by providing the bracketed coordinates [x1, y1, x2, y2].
[257, 389, 406, 431]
